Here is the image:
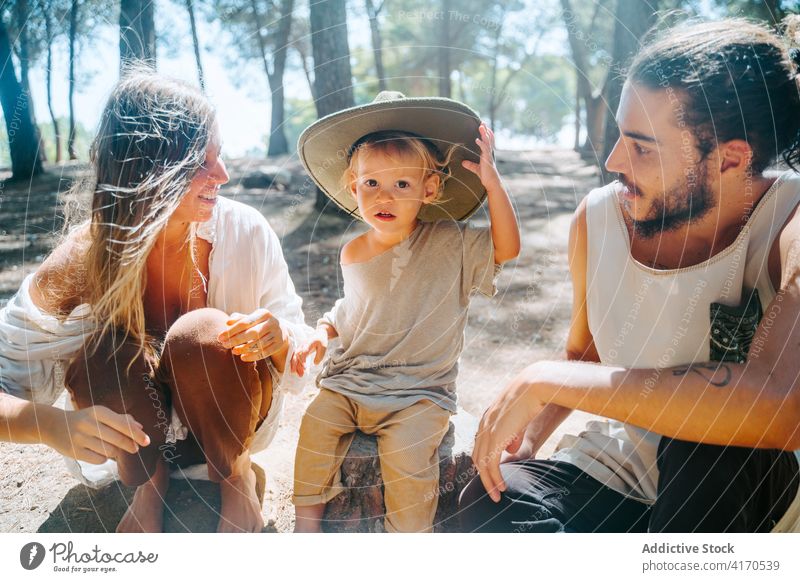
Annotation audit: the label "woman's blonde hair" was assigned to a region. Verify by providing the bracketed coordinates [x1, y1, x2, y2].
[75, 65, 215, 360]
[342, 130, 455, 201]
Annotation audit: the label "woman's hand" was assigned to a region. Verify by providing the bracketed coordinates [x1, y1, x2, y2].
[218, 308, 289, 363]
[472, 363, 547, 502]
[290, 327, 329, 377]
[42, 405, 150, 465]
[461, 122, 503, 194]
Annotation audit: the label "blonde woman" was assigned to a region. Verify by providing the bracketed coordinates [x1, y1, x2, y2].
[0, 69, 311, 532]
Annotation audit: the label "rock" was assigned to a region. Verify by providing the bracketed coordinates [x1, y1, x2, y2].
[239, 166, 292, 190]
[322, 409, 478, 533]
[38, 463, 268, 533]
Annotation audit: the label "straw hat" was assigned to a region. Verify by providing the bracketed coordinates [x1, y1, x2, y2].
[297, 91, 487, 222]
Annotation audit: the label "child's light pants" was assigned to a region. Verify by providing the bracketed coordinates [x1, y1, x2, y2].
[292, 388, 451, 532]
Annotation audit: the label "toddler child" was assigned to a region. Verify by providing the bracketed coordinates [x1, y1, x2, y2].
[291, 92, 520, 532]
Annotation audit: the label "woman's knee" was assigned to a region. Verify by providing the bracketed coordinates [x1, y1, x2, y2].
[162, 308, 244, 386]
[164, 308, 229, 354]
[162, 308, 269, 480]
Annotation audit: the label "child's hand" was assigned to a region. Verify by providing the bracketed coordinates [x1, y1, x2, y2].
[461, 122, 503, 194]
[290, 328, 329, 377]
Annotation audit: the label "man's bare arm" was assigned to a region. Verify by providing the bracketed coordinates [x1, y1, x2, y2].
[528, 210, 800, 450]
[506, 200, 599, 460]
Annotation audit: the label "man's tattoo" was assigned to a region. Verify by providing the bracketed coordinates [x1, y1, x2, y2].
[672, 362, 732, 388]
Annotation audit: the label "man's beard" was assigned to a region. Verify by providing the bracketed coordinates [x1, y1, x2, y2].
[620, 164, 715, 239]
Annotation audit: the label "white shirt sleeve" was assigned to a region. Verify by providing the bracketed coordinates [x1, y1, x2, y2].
[253, 216, 314, 395]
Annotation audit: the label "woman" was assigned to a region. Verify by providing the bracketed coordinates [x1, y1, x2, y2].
[0, 68, 311, 532]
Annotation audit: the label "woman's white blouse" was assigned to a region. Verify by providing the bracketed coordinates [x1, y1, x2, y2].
[0, 195, 313, 486]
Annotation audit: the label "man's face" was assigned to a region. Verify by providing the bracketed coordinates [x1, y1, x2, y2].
[605, 82, 716, 238]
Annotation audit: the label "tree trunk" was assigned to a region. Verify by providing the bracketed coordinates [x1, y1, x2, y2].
[583, 94, 604, 158]
[295, 40, 316, 102]
[68, 0, 78, 160]
[573, 83, 581, 151]
[309, 0, 355, 210]
[250, 0, 293, 156]
[438, 0, 452, 97]
[600, 0, 659, 181]
[270, 0, 294, 156]
[365, 0, 386, 92]
[185, 0, 205, 90]
[0, 18, 43, 179]
[119, 0, 156, 69]
[488, 21, 503, 132]
[309, 0, 354, 118]
[15, 0, 47, 163]
[43, 2, 61, 163]
[560, 0, 602, 156]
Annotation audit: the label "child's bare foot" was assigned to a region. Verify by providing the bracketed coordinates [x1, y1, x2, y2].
[294, 503, 325, 532]
[117, 461, 169, 533]
[217, 453, 264, 533]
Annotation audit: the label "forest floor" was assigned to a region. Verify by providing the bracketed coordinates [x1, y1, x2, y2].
[0, 149, 604, 533]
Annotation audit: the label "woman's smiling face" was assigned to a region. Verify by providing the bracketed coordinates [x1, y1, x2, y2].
[171, 122, 229, 225]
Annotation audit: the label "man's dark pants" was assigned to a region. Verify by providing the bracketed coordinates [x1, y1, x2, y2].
[458, 438, 799, 532]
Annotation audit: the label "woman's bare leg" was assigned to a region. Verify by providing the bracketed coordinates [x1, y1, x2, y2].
[217, 449, 264, 533]
[116, 458, 170, 533]
[66, 330, 171, 532]
[163, 308, 273, 533]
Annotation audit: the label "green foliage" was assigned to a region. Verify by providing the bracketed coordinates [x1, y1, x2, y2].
[710, 0, 800, 24]
[282, 96, 318, 147]
[39, 117, 91, 161]
[499, 55, 576, 140]
[0, 117, 90, 167]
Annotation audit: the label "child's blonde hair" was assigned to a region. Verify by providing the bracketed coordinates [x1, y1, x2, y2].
[343, 130, 456, 202]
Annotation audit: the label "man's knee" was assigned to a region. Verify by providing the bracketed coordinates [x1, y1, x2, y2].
[457, 468, 520, 533]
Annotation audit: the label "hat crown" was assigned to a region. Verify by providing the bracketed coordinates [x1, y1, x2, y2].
[372, 90, 405, 103]
[298, 91, 486, 222]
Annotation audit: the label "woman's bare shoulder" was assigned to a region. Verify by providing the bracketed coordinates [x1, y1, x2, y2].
[30, 223, 92, 315]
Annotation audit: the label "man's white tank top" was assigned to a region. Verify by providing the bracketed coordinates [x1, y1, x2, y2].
[549, 171, 800, 531]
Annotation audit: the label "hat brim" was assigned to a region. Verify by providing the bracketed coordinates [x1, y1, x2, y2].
[297, 97, 486, 222]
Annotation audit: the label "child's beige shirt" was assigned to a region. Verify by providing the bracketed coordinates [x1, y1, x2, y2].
[317, 220, 497, 413]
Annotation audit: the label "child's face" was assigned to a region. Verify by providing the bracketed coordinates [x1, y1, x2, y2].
[349, 149, 439, 235]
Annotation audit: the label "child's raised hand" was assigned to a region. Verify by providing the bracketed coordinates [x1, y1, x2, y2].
[461, 122, 503, 194]
[290, 328, 329, 377]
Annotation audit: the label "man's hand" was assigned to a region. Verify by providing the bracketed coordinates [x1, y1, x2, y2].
[43, 405, 150, 465]
[218, 308, 288, 363]
[500, 440, 536, 464]
[472, 363, 546, 502]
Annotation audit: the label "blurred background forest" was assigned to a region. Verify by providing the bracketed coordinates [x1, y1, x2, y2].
[0, 0, 798, 187]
